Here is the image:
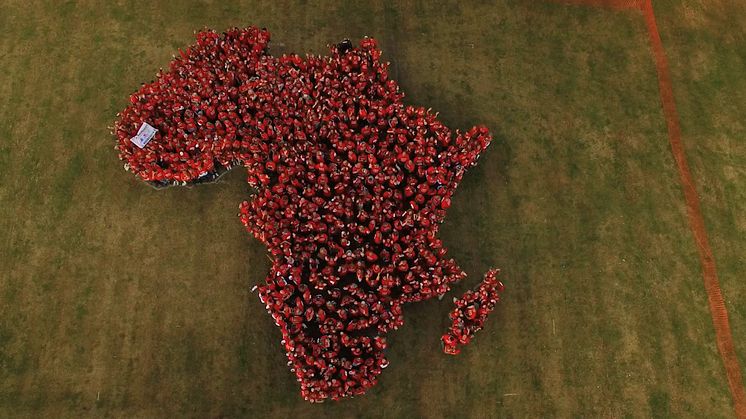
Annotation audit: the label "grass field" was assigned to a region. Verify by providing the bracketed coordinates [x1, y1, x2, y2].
[1, 0, 745, 417]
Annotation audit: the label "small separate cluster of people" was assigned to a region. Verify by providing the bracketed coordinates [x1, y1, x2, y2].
[114, 26, 501, 402]
[442, 269, 504, 355]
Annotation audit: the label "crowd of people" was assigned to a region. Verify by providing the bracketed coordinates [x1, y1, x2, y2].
[114, 27, 271, 185]
[442, 269, 504, 355]
[114, 26, 501, 402]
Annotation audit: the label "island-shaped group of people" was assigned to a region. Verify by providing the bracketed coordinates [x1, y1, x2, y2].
[114, 26, 504, 402]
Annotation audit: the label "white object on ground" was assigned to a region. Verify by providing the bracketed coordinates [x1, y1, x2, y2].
[130, 122, 157, 148]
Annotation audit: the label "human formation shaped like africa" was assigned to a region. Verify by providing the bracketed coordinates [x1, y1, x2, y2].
[113, 26, 504, 402]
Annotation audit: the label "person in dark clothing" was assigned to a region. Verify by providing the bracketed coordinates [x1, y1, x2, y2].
[337, 39, 353, 54]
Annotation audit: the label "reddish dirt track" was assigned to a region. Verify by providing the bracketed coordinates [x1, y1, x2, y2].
[639, 1, 746, 416]
[551, 0, 746, 417]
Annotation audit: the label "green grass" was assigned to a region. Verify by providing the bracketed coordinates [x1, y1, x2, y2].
[653, 0, 746, 387]
[0, 0, 743, 417]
